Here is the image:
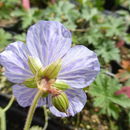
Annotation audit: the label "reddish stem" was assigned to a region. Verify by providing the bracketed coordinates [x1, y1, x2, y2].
[51, 0, 56, 4]
[22, 0, 30, 10]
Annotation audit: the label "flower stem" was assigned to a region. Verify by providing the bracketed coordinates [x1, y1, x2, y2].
[43, 106, 48, 130]
[0, 108, 6, 130]
[24, 90, 43, 130]
[0, 96, 15, 130]
[3, 96, 15, 112]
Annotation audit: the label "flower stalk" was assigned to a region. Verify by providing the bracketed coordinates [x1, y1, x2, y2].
[43, 106, 48, 130]
[0, 96, 15, 130]
[24, 89, 43, 130]
[3, 96, 15, 112]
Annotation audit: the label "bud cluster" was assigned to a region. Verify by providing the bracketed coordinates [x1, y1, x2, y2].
[27, 56, 69, 113]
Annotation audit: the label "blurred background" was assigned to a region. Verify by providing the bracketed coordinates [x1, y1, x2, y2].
[0, 0, 130, 130]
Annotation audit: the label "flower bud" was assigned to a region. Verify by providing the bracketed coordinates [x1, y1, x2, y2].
[53, 80, 70, 90]
[42, 59, 62, 79]
[52, 92, 69, 113]
[28, 56, 43, 75]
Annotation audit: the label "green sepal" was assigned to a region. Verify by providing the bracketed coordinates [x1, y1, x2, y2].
[42, 59, 62, 79]
[52, 92, 69, 113]
[23, 78, 37, 88]
[28, 56, 43, 75]
[53, 80, 70, 90]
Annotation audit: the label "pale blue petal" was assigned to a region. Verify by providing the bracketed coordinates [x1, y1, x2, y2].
[49, 89, 87, 117]
[58, 45, 100, 88]
[0, 41, 33, 83]
[26, 20, 72, 67]
[13, 84, 46, 107]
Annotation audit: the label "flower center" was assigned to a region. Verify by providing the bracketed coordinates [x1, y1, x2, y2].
[25, 57, 70, 96]
[37, 78, 61, 96]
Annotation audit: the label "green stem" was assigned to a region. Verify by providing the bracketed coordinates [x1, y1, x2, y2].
[76, 113, 80, 128]
[43, 106, 48, 130]
[24, 90, 43, 130]
[3, 96, 15, 112]
[0, 96, 15, 130]
[0, 110, 6, 130]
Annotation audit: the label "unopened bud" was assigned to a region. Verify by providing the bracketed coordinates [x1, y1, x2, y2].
[52, 92, 69, 113]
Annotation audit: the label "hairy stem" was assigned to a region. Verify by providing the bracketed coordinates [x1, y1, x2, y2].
[43, 106, 48, 130]
[0, 108, 6, 130]
[24, 90, 43, 130]
[3, 96, 15, 112]
[0, 96, 15, 130]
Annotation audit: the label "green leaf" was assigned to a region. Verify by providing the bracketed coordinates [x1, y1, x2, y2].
[95, 40, 120, 63]
[89, 72, 130, 119]
[43, 1, 80, 30]
[81, 7, 98, 21]
[108, 95, 130, 108]
[0, 29, 12, 50]
[11, 8, 42, 29]
[14, 33, 26, 42]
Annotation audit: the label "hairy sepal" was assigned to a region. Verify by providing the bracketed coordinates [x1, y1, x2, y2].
[42, 59, 62, 79]
[23, 78, 37, 88]
[53, 80, 70, 90]
[28, 56, 43, 75]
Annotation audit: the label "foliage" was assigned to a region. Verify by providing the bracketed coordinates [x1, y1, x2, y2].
[11, 8, 42, 29]
[89, 72, 130, 119]
[0, 0, 130, 129]
[0, 29, 12, 50]
[14, 33, 26, 42]
[43, 1, 80, 29]
[76, 6, 129, 63]
[95, 41, 120, 63]
[0, 0, 20, 20]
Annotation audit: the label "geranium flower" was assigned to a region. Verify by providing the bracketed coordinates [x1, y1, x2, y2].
[0, 21, 100, 117]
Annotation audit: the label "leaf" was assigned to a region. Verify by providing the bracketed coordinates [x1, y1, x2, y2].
[81, 7, 98, 21]
[0, 29, 12, 50]
[43, 1, 80, 30]
[14, 33, 26, 42]
[89, 72, 130, 119]
[95, 40, 120, 63]
[108, 95, 130, 107]
[11, 8, 42, 29]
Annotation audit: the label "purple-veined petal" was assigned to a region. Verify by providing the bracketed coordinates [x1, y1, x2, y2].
[26, 20, 72, 67]
[49, 89, 87, 117]
[13, 84, 46, 107]
[58, 45, 100, 88]
[0, 41, 33, 83]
